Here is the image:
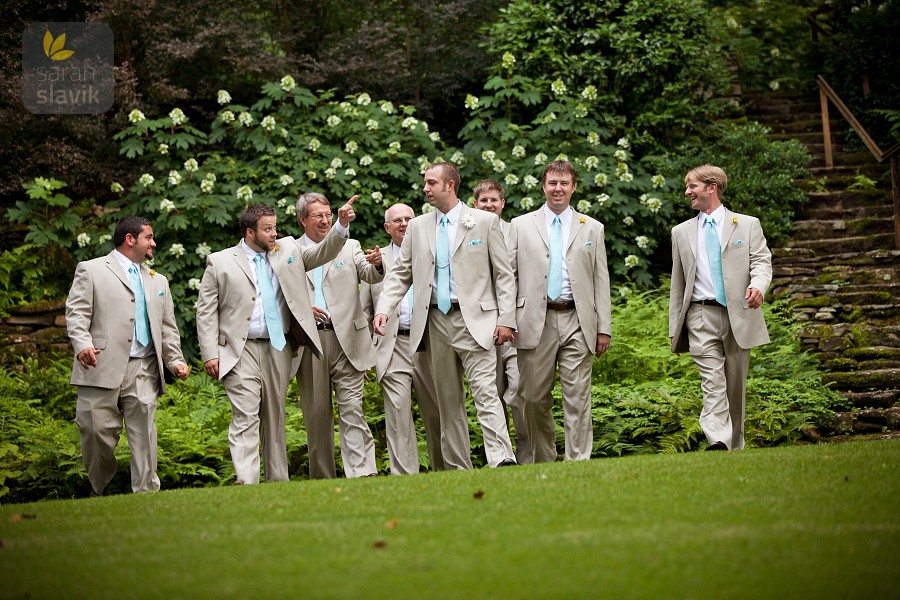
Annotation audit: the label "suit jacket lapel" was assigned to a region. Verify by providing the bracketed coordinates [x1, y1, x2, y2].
[104, 253, 132, 292]
[452, 205, 470, 256]
[426, 212, 437, 259]
[232, 245, 254, 285]
[688, 216, 699, 261]
[722, 209, 737, 251]
[532, 210, 550, 249]
[567, 211, 584, 251]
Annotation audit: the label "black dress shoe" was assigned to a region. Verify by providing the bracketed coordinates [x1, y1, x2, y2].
[89, 485, 109, 497]
[706, 441, 728, 451]
[497, 458, 517, 467]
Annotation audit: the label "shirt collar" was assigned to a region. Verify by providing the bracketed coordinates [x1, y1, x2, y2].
[437, 201, 463, 224]
[700, 205, 727, 225]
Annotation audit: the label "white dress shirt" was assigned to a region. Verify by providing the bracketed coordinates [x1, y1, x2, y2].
[542, 204, 574, 302]
[113, 249, 155, 358]
[434, 201, 463, 302]
[240, 240, 285, 340]
[692, 204, 726, 302]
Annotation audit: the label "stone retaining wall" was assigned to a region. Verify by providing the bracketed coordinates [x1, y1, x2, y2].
[1, 301, 71, 360]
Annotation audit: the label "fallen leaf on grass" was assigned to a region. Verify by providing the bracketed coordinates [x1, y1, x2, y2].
[334, 487, 343, 493]
[385, 518, 399, 529]
[473, 490, 484, 499]
[372, 540, 386, 549]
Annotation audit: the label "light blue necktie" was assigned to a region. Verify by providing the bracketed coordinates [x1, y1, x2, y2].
[128, 264, 150, 346]
[548, 216, 562, 301]
[254, 253, 286, 350]
[436, 215, 451, 314]
[313, 266, 328, 311]
[705, 218, 727, 306]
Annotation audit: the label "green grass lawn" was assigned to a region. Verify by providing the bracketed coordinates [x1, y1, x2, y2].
[1, 439, 898, 599]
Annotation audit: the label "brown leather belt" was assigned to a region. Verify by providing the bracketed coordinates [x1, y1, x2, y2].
[546, 300, 575, 311]
[430, 302, 459, 311]
[397, 329, 411, 336]
[691, 299, 724, 307]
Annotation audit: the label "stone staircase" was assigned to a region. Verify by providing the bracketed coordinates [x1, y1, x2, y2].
[745, 93, 900, 436]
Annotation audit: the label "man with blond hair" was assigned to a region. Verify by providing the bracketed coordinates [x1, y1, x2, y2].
[669, 164, 772, 451]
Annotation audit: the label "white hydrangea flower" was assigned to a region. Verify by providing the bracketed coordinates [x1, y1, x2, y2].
[110, 182, 124, 193]
[481, 150, 496, 162]
[421, 203, 435, 214]
[330, 157, 343, 170]
[324, 167, 336, 180]
[534, 152, 548, 165]
[617, 137, 630, 149]
[286, 205, 296, 215]
[770, 47, 781, 58]
[169, 243, 185, 257]
[596, 193, 610, 206]
[128, 109, 145, 123]
[492, 159, 506, 173]
[430, 132, 441, 142]
[619, 286, 633, 298]
[551, 79, 567, 96]
[77, 232, 91, 247]
[261, 115, 276, 131]
[360, 155, 373, 166]
[594, 172, 609, 186]
[512, 145, 526, 159]
[523, 175, 539, 190]
[574, 103, 588, 118]
[582, 85, 598, 101]
[200, 179, 215, 194]
[614, 149, 628, 162]
[380, 101, 395, 114]
[401, 117, 418, 129]
[357, 93, 371, 105]
[280, 75, 296, 92]
[450, 151, 465, 164]
[502, 52, 516, 69]
[465, 94, 479, 110]
[371, 191, 383, 202]
[345, 168, 356, 177]
[624, 254, 639, 269]
[726, 16, 739, 29]
[635, 235, 649, 249]
[308, 138, 321, 152]
[388, 141, 401, 154]
[339, 101, 352, 113]
[651, 174, 666, 189]
[276, 145, 287, 155]
[158, 143, 169, 155]
[326, 115, 341, 127]
[238, 112, 253, 127]
[205, 172, 216, 182]
[345, 141, 358, 154]
[98, 234, 111, 244]
[160, 198, 176, 212]
[277, 197, 287, 208]
[520, 197, 535, 210]
[577, 200, 592, 213]
[168, 171, 182, 186]
[188, 278, 201, 290]
[584, 156, 600, 169]
[645, 197, 662, 213]
[221, 110, 235, 123]
[280, 127, 289, 139]
[366, 119, 379, 131]
[139, 174, 154, 187]
[623, 216, 634, 226]
[619, 171, 634, 182]
[306, 170, 317, 180]
[280, 174, 294, 186]
[504, 173, 519, 186]
[236, 185, 253, 201]
[169, 108, 187, 126]
[587, 132, 600, 146]
[217, 90, 231, 105]
[184, 158, 199, 173]
[769, 80, 780, 91]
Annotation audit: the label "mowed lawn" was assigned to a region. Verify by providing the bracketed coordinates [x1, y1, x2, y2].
[1, 439, 898, 600]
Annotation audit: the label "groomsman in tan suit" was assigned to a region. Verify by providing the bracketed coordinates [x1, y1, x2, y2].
[372, 162, 518, 469]
[66, 216, 189, 496]
[669, 164, 772, 451]
[294, 192, 382, 479]
[473, 179, 532, 464]
[197, 200, 356, 484]
[361, 203, 444, 474]
[509, 160, 611, 463]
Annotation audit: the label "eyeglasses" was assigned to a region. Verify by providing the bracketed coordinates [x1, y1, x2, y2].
[306, 213, 332, 221]
[389, 217, 412, 224]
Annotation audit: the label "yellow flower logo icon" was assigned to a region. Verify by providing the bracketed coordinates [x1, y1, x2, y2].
[43, 31, 74, 61]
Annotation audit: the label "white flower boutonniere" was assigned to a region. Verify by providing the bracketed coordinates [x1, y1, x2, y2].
[462, 215, 476, 229]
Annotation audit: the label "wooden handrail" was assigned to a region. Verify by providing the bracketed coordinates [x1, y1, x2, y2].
[816, 75, 900, 249]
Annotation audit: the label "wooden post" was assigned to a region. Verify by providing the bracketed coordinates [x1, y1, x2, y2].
[820, 87, 833, 168]
[892, 155, 900, 250]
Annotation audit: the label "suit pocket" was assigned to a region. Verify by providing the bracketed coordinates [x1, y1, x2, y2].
[516, 296, 525, 308]
[94, 337, 107, 350]
[218, 334, 227, 346]
[354, 317, 369, 330]
[479, 299, 498, 311]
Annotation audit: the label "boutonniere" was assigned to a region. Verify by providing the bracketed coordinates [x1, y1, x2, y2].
[579, 217, 586, 224]
[149, 269, 156, 277]
[583, 241, 593, 246]
[467, 239, 482, 246]
[288, 256, 295, 264]
[732, 218, 738, 225]
[733, 240, 744, 245]
[273, 245, 280, 252]
[156, 291, 165, 296]
[336, 261, 345, 268]
[462, 215, 476, 229]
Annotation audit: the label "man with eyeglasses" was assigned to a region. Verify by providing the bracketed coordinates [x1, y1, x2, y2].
[361, 203, 444, 474]
[293, 192, 383, 478]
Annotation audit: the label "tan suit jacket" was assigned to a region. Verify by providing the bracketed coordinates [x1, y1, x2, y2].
[66, 252, 184, 390]
[374, 205, 516, 351]
[299, 238, 383, 371]
[196, 225, 346, 378]
[669, 209, 771, 352]
[361, 249, 406, 379]
[509, 209, 611, 349]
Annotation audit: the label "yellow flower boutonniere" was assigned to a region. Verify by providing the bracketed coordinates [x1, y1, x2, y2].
[580, 217, 586, 224]
[732, 217, 738, 225]
[273, 245, 280, 252]
[149, 269, 156, 277]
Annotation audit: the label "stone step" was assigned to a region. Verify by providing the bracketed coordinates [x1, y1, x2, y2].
[802, 189, 894, 207]
[746, 100, 821, 115]
[783, 233, 895, 254]
[797, 323, 900, 351]
[821, 368, 900, 390]
[790, 218, 896, 240]
[832, 407, 900, 434]
[840, 389, 900, 409]
[769, 131, 830, 144]
[802, 203, 894, 221]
